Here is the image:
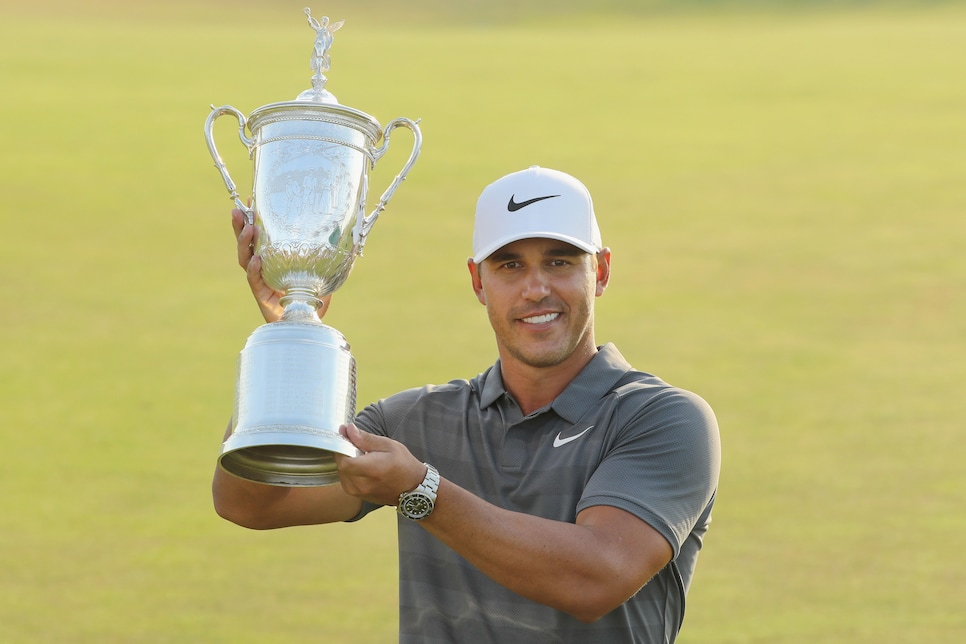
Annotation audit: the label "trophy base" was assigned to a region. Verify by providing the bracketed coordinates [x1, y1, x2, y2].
[219, 426, 361, 487]
[224, 320, 361, 487]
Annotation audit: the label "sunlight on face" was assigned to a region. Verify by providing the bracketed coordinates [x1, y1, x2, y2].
[474, 238, 607, 370]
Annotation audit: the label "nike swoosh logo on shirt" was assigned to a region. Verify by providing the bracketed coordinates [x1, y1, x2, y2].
[553, 425, 595, 448]
[507, 194, 560, 212]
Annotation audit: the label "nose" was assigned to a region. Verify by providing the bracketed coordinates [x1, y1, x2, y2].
[521, 268, 552, 301]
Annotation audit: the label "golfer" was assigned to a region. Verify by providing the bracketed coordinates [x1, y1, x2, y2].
[214, 166, 721, 643]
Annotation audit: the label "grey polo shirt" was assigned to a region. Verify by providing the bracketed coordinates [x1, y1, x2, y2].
[352, 343, 721, 644]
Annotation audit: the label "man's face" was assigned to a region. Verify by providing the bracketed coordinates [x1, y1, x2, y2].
[469, 238, 610, 370]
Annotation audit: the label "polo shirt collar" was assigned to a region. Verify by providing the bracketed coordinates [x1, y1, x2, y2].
[478, 343, 633, 423]
[479, 363, 508, 409]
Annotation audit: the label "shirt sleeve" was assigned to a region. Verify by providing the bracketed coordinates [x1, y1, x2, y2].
[575, 387, 721, 558]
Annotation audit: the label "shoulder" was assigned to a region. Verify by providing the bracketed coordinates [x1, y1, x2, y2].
[608, 372, 719, 450]
[613, 369, 714, 416]
[591, 345, 716, 424]
[382, 376, 478, 408]
[354, 376, 482, 434]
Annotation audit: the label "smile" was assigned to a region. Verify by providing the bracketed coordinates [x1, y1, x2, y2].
[521, 313, 560, 325]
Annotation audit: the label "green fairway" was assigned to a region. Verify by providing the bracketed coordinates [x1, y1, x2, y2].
[1, 0, 964, 641]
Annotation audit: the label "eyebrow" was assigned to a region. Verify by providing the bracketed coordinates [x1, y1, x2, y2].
[545, 246, 586, 258]
[486, 244, 587, 264]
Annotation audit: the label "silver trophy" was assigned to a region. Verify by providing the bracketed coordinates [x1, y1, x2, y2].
[204, 8, 422, 486]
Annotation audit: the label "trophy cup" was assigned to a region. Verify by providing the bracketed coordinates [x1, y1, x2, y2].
[204, 8, 422, 486]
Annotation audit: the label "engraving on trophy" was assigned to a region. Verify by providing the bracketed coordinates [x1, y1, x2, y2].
[260, 142, 352, 241]
[252, 137, 364, 299]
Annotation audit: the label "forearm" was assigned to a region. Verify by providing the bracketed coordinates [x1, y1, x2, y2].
[420, 478, 664, 623]
[212, 465, 363, 528]
[211, 466, 293, 529]
[211, 422, 362, 528]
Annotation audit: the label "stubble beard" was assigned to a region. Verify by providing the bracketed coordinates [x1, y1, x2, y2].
[491, 301, 595, 370]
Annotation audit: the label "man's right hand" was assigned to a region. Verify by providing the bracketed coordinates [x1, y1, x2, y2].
[231, 208, 332, 323]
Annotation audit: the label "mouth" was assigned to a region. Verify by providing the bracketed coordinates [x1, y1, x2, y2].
[520, 312, 560, 325]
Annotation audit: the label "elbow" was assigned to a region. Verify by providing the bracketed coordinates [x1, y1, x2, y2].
[570, 611, 605, 625]
[556, 584, 631, 624]
[567, 602, 617, 625]
[213, 498, 260, 529]
[556, 568, 654, 623]
[212, 504, 246, 528]
[213, 500, 279, 530]
[211, 469, 288, 530]
[212, 485, 282, 531]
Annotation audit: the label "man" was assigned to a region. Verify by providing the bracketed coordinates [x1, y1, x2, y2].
[214, 166, 721, 643]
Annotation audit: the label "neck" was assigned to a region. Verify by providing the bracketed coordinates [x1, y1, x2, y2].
[499, 343, 598, 416]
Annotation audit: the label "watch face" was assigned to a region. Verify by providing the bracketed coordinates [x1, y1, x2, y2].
[401, 493, 433, 519]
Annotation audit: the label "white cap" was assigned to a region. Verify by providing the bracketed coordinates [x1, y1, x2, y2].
[472, 166, 603, 263]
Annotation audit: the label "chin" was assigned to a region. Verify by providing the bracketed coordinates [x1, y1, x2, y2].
[513, 345, 572, 369]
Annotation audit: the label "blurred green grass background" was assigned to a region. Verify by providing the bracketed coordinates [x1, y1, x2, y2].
[1, 0, 964, 641]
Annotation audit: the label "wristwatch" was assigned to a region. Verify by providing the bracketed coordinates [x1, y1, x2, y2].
[397, 463, 439, 521]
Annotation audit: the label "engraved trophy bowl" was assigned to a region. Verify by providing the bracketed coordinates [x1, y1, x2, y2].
[204, 8, 421, 486]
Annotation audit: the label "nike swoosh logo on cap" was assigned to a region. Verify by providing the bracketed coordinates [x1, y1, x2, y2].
[553, 425, 595, 448]
[507, 194, 560, 212]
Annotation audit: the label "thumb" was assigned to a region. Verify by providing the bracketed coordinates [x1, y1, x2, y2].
[342, 423, 385, 453]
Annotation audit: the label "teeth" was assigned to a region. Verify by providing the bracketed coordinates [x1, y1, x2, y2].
[522, 313, 559, 324]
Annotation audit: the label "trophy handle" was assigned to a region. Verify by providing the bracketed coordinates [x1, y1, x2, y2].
[355, 117, 422, 249]
[205, 105, 256, 224]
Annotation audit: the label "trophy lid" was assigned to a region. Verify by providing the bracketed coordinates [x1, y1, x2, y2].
[246, 8, 382, 141]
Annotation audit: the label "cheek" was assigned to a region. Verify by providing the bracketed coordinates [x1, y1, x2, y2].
[574, 275, 598, 299]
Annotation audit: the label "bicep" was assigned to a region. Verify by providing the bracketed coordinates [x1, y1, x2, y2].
[576, 505, 673, 595]
[579, 390, 721, 556]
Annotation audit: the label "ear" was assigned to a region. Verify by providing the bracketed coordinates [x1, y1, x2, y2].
[467, 258, 486, 305]
[595, 248, 612, 297]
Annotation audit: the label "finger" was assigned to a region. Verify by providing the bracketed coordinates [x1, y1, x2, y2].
[344, 423, 399, 455]
[245, 254, 263, 289]
[343, 423, 373, 451]
[231, 208, 246, 238]
[237, 224, 255, 269]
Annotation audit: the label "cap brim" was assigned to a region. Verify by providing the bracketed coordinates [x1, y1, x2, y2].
[472, 232, 601, 263]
